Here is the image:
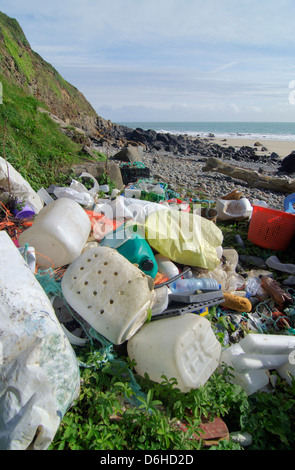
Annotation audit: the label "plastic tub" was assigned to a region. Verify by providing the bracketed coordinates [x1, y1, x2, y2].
[18, 198, 91, 268]
[247, 205, 295, 250]
[127, 313, 221, 392]
[61, 245, 155, 345]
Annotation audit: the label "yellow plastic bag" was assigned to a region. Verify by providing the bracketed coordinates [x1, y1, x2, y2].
[144, 209, 223, 270]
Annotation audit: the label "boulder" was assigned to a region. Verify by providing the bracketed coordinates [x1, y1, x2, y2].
[111, 145, 143, 163]
[278, 151, 295, 174]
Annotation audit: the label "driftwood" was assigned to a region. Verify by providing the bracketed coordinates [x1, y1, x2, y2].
[202, 157, 295, 194]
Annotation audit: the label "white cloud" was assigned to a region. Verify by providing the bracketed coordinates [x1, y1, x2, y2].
[1, 0, 295, 121]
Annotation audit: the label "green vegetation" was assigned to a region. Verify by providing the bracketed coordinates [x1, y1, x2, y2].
[49, 343, 247, 450]
[0, 73, 105, 191]
[48, 336, 295, 450]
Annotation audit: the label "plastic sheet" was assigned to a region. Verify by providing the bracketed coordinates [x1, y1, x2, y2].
[144, 209, 223, 271]
[0, 157, 43, 214]
[0, 232, 80, 450]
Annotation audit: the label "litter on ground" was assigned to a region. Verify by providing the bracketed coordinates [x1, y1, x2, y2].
[0, 160, 295, 450]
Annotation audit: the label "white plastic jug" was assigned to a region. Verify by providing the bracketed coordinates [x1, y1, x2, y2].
[61, 245, 155, 345]
[239, 333, 295, 355]
[127, 313, 221, 392]
[220, 334, 295, 395]
[220, 343, 270, 396]
[18, 198, 91, 269]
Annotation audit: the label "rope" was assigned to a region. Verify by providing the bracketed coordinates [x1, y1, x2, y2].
[215, 287, 295, 336]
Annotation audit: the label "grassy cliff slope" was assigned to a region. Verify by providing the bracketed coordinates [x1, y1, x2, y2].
[0, 11, 97, 130]
[0, 11, 106, 190]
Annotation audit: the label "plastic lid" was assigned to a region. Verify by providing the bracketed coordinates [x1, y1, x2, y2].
[140, 259, 154, 271]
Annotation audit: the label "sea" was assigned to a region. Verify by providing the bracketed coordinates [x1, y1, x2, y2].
[117, 122, 295, 142]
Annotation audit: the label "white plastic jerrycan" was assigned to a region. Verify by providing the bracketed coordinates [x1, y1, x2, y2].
[127, 313, 221, 392]
[61, 245, 155, 345]
[19, 197, 91, 269]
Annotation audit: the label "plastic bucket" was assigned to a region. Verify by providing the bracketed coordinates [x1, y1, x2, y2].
[247, 205, 295, 250]
[61, 245, 155, 345]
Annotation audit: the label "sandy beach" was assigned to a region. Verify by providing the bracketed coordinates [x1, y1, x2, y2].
[208, 136, 295, 159]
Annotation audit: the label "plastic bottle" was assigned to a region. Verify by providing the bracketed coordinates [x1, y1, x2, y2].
[155, 254, 179, 279]
[261, 276, 293, 307]
[220, 343, 270, 395]
[169, 277, 221, 293]
[245, 277, 261, 298]
[116, 233, 158, 278]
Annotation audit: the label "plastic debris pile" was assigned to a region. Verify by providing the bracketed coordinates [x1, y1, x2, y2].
[0, 159, 295, 450]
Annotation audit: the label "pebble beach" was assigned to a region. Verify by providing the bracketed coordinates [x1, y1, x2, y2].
[140, 136, 295, 209]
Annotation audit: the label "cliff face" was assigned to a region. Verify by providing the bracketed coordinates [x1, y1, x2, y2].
[0, 11, 100, 135]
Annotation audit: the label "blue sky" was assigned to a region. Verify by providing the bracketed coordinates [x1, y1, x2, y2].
[1, 0, 295, 123]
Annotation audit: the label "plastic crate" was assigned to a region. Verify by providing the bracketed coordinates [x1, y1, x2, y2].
[247, 205, 295, 250]
[120, 167, 150, 184]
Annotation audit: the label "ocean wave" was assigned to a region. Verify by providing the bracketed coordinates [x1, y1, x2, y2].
[119, 122, 295, 142]
[157, 129, 295, 142]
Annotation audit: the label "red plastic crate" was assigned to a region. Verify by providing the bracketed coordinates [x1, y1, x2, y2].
[247, 205, 295, 250]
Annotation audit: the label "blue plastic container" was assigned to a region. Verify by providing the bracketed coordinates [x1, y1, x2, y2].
[284, 193, 295, 214]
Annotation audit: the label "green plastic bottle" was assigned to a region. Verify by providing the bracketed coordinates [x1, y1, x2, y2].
[100, 224, 158, 278]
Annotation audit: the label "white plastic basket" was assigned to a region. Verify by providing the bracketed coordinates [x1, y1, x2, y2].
[61, 246, 155, 344]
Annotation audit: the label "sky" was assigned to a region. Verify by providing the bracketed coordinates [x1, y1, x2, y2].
[1, 0, 295, 123]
